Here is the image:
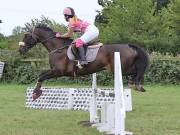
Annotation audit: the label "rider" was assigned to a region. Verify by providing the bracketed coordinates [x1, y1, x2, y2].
[56, 7, 99, 66]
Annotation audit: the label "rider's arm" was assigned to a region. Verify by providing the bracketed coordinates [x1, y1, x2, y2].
[61, 28, 74, 38]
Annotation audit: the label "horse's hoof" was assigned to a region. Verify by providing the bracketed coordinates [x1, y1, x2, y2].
[128, 83, 135, 89]
[134, 85, 146, 92]
[32, 90, 42, 101]
[140, 87, 146, 92]
[77, 121, 93, 127]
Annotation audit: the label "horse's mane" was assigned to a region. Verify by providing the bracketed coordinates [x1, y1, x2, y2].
[35, 24, 53, 32]
[34, 24, 73, 44]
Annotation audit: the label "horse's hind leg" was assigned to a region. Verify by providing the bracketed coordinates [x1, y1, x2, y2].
[127, 74, 136, 89]
[32, 69, 60, 101]
[133, 60, 147, 92]
[134, 69, 146, 92]
[135, 76, 145, 92]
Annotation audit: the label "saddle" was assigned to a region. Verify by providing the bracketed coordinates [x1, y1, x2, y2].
[67, 42, 103, 63]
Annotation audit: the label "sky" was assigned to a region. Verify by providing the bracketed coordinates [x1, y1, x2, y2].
[0, 0, 101, 36]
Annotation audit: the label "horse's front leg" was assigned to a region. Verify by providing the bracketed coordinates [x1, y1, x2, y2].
[32, 69, 60, 101]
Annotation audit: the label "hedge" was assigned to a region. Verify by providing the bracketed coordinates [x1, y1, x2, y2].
[1, 58, 179, 85]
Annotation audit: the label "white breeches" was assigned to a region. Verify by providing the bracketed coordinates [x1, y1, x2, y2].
[80, 25, 99, 44]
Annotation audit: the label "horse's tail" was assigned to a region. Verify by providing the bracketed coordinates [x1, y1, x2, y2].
[128, 44, 150, 73]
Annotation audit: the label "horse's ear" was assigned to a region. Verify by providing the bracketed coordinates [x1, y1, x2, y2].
[24, 32, 31, 36]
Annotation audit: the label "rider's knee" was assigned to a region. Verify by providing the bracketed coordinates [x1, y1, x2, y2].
[75, 38, 84, 48]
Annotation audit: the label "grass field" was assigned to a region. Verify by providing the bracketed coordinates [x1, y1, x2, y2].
[0, 84, 179, 135]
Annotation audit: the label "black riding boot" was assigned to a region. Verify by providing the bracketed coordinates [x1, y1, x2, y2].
[77, 46, 88, 65]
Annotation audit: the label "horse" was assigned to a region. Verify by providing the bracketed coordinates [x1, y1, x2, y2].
[18, 24, 149, 101]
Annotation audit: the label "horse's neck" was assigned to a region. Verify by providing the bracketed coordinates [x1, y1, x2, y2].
[42, 39, 64, 53]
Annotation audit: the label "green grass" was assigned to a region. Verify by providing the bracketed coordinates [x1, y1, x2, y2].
[0, 84, 179, 135]
[128, 85, 180, 135]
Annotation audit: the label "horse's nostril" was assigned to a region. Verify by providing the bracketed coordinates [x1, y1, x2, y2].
[18, 49, 22, 54]
[19, 42, 25, 46]
[18, 48, 25, 55]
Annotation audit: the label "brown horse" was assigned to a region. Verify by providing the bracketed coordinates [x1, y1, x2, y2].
[18, 25, 149, 101]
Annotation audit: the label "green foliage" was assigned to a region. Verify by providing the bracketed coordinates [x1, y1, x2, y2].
[0, 34, 23, 50]
[145, 59, 180, 84]
[14, 63, 38, 84]
[12, 26, 23, 36]
[0, 15, 67, 52]
[0, 33, 5, 40]
[0, 34, 7, 49]
[1, 59, 39, 84]
[96, 0, 154, 43]
[24, 15, 67, 33]
[169, 0, 180, 35]
[0, 40, 8, 49]
[0, 49, 19, 62]
[96, 0, 180, 55]
[1, 57, 179, 85]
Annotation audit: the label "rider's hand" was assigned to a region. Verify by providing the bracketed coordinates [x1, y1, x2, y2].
[55, 32, 61, 38]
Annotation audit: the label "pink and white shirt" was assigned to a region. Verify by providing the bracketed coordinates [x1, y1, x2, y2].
[68, 18, 90, 33]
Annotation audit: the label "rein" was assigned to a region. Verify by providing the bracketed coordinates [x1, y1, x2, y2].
[40, 35, 56, 44]
[32, 31, 56, 44]
[31, 28, 72, 54]
[49, 45, 70, 54]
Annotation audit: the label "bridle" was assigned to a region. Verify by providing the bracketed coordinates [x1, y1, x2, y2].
[32, 31, 70, 54]
[19, 28, 71, 54]
[31, 28, 56, 44]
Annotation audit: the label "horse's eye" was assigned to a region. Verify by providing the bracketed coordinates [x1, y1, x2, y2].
[25, 34, 29, 37]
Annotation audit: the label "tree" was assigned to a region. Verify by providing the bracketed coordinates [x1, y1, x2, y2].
[169, 0, 180, 35]
[96, 0, 155, 43]
[95, 0, 179, 55]
[0, 20, 4, 41]
[12, 26, 23, 36]
[0, 33, 5, 40]
[24, 15, 66, 33]
[167, 0, 180, 54]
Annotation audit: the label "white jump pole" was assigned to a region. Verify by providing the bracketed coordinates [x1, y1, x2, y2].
[90, 73, 99, 123]
[114, 52, 126, 135]
[0, 61, 5, 79]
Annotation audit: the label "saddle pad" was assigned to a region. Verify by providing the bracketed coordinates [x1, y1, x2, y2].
[67, 45, 101, 62]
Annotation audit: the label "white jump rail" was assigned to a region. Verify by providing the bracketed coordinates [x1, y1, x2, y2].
[90, 52, 133, 135]
[0, 61, 5, 79]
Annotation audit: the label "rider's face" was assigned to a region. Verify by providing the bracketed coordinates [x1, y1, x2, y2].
[64, 15, 70, 22]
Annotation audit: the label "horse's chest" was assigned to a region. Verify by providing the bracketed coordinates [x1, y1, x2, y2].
[49, 53, 67, 68]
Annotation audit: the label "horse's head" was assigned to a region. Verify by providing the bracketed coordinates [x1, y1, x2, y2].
[18, 32, 38, 54]
[19, 24, 73, 54]
[18, 24, 56, 54]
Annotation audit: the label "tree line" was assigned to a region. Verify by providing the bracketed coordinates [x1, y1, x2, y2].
[0, 0, 179, 55]
[95, 0, 180, 55]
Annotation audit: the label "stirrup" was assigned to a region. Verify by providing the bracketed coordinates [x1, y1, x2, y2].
[80, 60, 88, 65]
[77, 61, 83, 69]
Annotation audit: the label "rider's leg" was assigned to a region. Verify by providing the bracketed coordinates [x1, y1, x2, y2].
[80, 25, 99, 44]
[75, 39, 88, 65]
[75, 25, 99, 66]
